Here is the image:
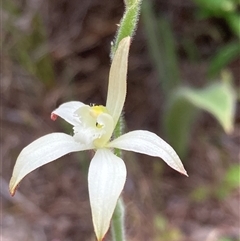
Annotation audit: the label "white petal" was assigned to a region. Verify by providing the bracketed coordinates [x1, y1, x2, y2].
[88, 149, 126, 241]
[108, 130, 188, 176]
[106, 37, 131, 127]
[9, 133, 90, 195]
[52, 101, 86, 125]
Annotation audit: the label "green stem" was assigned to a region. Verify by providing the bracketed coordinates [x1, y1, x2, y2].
[111, 0, 142, 58]
[110, 197, 126, 241]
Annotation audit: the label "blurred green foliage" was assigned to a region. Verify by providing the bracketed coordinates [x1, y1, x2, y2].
[193, 0, 240, 37]
[142, 0, 238, 157]
[154, 215, 183, 241]
[141, 0, 180, 95]
[191, 163, 240, 202]
[216, 163, 240, 199]
[194, 0, 240, 78]
[3, 0, 55, 88]
[208, 42, 240, 78]
[190, 185, 211, 202]
[219, 238, 236, 241]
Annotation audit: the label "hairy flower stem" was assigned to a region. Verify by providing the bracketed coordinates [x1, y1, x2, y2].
[111, 0, 142, 59]
[110, 1, 142, 240]
[110, 196, 126, 241]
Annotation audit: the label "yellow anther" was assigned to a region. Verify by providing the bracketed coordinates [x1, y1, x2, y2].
[90, 105, 107, 118]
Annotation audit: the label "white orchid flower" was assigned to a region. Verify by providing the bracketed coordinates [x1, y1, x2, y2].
[9, 37, 187, 241]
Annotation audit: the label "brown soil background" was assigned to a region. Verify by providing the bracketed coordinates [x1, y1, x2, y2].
[1, 0, 240, 241]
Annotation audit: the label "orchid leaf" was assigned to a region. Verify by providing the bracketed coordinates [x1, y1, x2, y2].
[182, 81, 236, 133]
[165, 80, 236, 157]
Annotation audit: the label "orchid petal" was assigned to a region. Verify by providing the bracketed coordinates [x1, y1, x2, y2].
[9, 133, 90, 196]
[52, 101, 86, 125]
[88, 149, 126, 241]
[108, 130, 188, 176]
[106, 37, 131, 127]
